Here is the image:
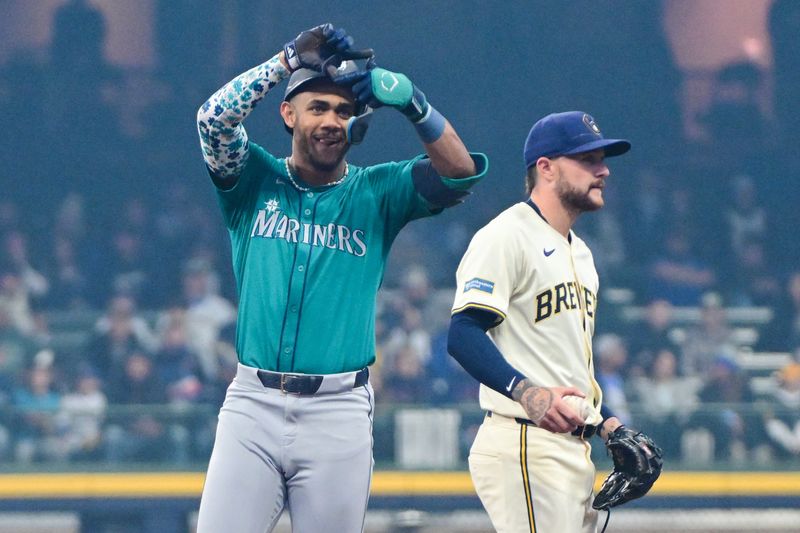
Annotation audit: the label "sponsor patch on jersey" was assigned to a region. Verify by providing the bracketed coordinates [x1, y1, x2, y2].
[464, 278, 495, 294]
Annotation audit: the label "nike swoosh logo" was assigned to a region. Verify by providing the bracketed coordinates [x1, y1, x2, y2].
[505, 376, 517, 392]
[544, 248, 555, 257]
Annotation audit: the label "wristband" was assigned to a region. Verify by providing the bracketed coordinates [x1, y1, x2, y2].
[413, 105, 446, 144]
[283, 42, 301, 71]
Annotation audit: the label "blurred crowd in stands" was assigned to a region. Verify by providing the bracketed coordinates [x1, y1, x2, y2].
[1, 194, 799, 466]
[2, 0, 800, 467]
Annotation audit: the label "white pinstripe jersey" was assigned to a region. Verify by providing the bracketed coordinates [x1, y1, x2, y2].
[452, 200, 603, 420]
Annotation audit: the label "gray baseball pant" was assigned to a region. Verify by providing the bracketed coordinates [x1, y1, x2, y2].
[197, 363, 375, 533]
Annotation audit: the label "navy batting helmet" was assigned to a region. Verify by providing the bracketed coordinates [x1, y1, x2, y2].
[284, 60, 359, 103]
[283, 60, 372, 144]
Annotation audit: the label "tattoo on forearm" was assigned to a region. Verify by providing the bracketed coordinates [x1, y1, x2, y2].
[511, 379, 533, 402]
[513, 380, 554, 423]
[525, 388, 554, 423]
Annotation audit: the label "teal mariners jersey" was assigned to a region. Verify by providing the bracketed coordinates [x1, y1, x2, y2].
[215, 141, 487, 374]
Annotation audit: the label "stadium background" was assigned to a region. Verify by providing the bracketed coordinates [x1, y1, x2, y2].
[1, 0, 800, 531]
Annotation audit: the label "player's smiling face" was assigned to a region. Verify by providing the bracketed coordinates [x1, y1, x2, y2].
[284, 88, 355, 172]
[553, 149, 610, 212]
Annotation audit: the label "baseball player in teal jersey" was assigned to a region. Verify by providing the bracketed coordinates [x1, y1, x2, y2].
[194, 23, 487, 533]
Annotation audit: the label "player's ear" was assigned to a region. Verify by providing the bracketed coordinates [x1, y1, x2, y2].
[536, 157, 556, 182]
[280, 101, 297, 130]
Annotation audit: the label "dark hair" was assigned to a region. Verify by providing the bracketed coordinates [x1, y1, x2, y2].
[525, 165, 538, 196]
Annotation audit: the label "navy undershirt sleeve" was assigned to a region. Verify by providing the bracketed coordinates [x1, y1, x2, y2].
[447, 308, 527, 400]
[600, 403, 616, 422]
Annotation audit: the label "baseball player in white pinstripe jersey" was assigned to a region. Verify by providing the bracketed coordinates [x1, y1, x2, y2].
[448, 111, 634, 532]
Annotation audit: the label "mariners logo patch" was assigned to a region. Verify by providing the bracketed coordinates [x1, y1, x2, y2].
[264, 199, 280, 213]
[464, 278, 495, 294]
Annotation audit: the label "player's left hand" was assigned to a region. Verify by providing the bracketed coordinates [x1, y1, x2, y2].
[514, 383, 587, 433]
[336, 66, 430, 122]
[283, 23, 354, 72]
[593, 425, 663, 510]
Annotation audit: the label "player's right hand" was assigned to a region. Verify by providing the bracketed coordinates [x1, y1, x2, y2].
[335, 67, 430, 123]
[518, 385, 586, 434]
[283, 23, 354, 72]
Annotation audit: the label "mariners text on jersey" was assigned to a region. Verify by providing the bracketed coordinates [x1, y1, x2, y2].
[250, 205, 367, 257]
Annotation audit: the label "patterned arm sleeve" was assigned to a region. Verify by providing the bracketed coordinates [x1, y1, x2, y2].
[196, 53, 290, 179]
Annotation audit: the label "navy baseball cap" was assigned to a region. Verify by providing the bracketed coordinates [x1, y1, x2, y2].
[524, 111, 631, 168]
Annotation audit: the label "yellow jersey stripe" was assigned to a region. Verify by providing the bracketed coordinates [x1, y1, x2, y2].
[567, 248, 602, 407]
[451, 303, 507, 321]
[519, 424, 536, 533]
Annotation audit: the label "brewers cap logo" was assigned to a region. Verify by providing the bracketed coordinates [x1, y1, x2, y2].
[582, 114, 601, 136]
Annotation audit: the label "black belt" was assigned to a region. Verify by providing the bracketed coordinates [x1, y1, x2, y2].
[487, 411, 598, 439]
[257, 368, 369, 394]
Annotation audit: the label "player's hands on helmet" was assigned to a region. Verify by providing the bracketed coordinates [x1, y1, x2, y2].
[283, 23, 354, 72]
[336, 67, 430, 122]
[514, 382, 586, 433]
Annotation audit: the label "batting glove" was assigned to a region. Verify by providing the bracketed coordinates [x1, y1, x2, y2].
[283, 23, 354, 72]
[337, 67, 430, 123]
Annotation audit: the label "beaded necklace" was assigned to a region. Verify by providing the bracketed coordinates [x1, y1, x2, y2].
[284, 157, 348, 192]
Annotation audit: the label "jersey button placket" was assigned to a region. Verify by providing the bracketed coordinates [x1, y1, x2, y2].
[280, 194, 314, 369]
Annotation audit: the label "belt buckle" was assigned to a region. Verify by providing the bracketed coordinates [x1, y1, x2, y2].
[280, 373, 289, 393]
